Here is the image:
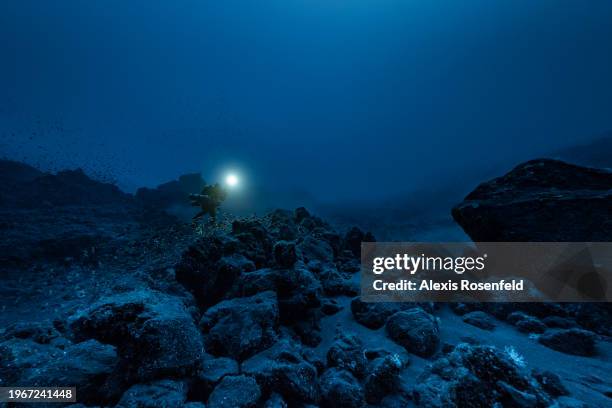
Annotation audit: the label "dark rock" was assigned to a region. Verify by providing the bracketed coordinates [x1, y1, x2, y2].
[1, 320, 61, 345]
[572, 303, 612, 336]
[68, 289, 203, 380]
[343, 227, 375, 258]
[116, 380, 187, 408]
[386, 308, 440, 357]
[184, 403, 206, 408]
[176, 233, 246, 307]
[450, 302, 483, 316]
[452, 159, 612, 242]
[1, 338, 120, 403]
[514, 316, 547, 334]
[538, 329, 597, 356]
[462, 311, 496, 331]
[227, 267, 322, 338]
[297, 235, 334, 264]
[241, 339, 318, 404]
[274, 268, 322, 322]
[327, 331, 368, 378]
[192, 354, 239, 400]
[303, 348, 326, 374]
[532, 369, 569, 397]
[542, 316, 577, 329]
[291, 319, 322, 347]
[227, 268, 278, 297]
[2, 165, 132, 209]
[273, 240, 297, 268]
[413, 344, 550, 407]
[207, 375, 261, 408]
[264, 393, 288, 408]
[294, 207, 311, 223]
[319, 368, 365, 408]
[486, 303, 568, 321]
[507, 311, 531, 324]
[200, 291, 279, 361]
[318, 265, 358, 296]
[364, 354, 403, 404]
[135, 172, 205, 210]
[350, 298, 414, 330]
[497, 380, 539, 407]
[321, 299, 342, 316]
[232, 219, 272, 267]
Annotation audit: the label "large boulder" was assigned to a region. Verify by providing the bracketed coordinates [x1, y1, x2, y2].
[1, 338, 120, 403]
[68, 289, 203, 380]
[385, 308, 440, 358]
[241, 339, 319, 404]
[452, 159, 612, 242]
[200, 291, 279, 361]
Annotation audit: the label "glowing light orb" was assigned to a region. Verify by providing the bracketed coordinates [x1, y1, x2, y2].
[225, 173, 239, 187]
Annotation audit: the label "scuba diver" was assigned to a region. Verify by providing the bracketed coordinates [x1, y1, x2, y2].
[189, 182, 227, 221]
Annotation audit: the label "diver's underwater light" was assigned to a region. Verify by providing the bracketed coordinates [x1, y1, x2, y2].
[225, 173, 239, 187]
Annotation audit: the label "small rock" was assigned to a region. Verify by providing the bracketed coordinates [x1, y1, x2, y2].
[538, 329, 597, 356]
[515, 316, 547, 334]
[462, 311, 496, 331]
[321, 299, 342, 316]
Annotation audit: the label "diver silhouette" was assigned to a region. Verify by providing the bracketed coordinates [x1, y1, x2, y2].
[189, 183, 227, 220]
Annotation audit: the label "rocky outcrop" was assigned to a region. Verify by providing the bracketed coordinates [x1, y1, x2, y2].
[414, 344, 552, 407]
[68, 289, 203, 381]
[452, 159, 612, 242]
[135, 173, 205, 210]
